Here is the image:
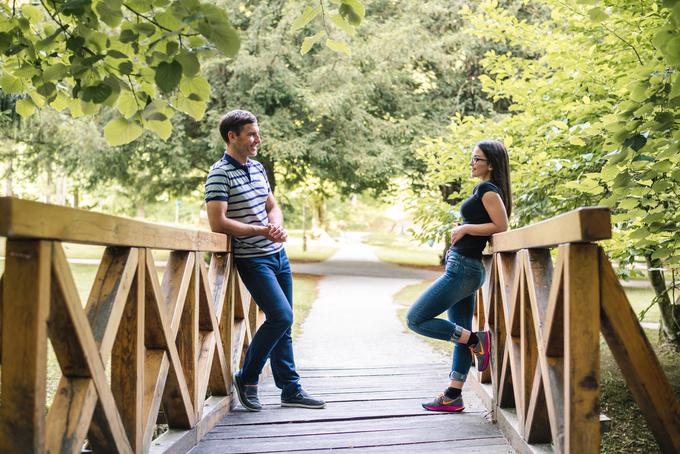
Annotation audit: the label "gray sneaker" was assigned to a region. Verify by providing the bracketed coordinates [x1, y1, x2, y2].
[281, 389, 326, 409]
[234, 374, 262, 411]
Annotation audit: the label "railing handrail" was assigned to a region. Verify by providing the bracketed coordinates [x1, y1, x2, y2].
[489, 206, 612, 252]
[0, 197, 229, 252]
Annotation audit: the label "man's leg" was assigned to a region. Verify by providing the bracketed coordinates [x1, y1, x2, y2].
[267, 251, 301, 398]
[235, 254, 295, 385]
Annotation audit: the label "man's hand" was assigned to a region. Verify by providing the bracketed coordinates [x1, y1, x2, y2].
[450, 224, 468, 245]
[266, 223, 288, 243]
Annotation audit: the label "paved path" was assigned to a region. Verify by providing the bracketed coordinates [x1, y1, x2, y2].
[291, 233, 445, 368]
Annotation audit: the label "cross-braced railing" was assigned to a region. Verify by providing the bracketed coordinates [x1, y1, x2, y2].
[471, 207, 680, 453]
[0, 197, 264, 453]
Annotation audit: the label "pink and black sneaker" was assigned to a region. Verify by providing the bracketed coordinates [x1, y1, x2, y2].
[421, 393, 465, 412]
[471, 330, 492, 372]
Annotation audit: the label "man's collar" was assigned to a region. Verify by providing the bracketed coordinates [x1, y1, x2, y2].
[223, 152, 249, 170]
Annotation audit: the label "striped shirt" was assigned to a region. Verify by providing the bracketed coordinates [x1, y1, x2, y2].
[205, 153, 283, 258]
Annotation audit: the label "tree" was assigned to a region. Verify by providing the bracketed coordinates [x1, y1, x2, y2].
[0, 0, 244, 144]
[413, 0, 680, 347]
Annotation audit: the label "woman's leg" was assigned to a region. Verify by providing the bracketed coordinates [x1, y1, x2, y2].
[406, 255, 482, 341]
[447, 294, 475, 388]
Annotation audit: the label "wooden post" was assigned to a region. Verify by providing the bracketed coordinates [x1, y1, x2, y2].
[0, 240, 51, 453]
[110, 248, 145, 452]
[564, 244, 600, 453]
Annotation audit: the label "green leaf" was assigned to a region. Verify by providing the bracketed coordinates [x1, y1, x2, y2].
[179, 76, 210, 100]
[330, 14, 356, 36]
[107, 49, 128, 59]
[81, 84, 113, 103]
[104, 117, 144, 146]
[339, 0, 365, 26]
[175, 49, 200, 77]
[326, 39, 351, 57]
[21, 5, 44, 22]
[155, 10, 183, 30]
[1, 74, 24, 94]
[116, 90, 140, 118]
[43, 63, 69, 81]
[569, 136, 586, 146]
[50, 91, 71, 111]
[118, 61, 134, 75]
[154, 60, 182, 93]
[292, 6, 321, 31]
[15, 98, 36, 118]
[619, 198, 639, 210]
[300, 31, 325, 55]
[662, 36, 680, 63]
[197, 5, 240, 57]
[37, 82, 56, 98]
[61, 0, 92, 16]
[95, 0, 123, 27]
[144, 119, 172, 140]
[134, 23, 157, 37]
[120, 29, 138, 43]
[629, 82, 649, 103]
[587, 7, 608, 23]
[176, 95, 206, 120]
[198, 21, 240, 57]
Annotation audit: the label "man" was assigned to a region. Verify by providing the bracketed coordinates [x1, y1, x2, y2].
[205, 110, 325, 411]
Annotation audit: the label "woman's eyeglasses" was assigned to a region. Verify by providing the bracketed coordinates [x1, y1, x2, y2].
[470, 156, 488, 164]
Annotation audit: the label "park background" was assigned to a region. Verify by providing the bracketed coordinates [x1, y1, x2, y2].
[1, 0, 679, 452]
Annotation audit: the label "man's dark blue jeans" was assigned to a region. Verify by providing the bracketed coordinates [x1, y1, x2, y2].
[234, 249, 301, 399]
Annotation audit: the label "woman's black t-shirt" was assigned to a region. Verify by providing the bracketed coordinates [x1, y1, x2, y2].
[451, 181, 501, 260]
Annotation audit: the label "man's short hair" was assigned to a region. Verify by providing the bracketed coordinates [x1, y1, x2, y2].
[219, 110, 258, 144]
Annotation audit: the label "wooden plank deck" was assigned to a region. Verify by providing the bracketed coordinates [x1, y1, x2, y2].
[190, 364, 511, 453]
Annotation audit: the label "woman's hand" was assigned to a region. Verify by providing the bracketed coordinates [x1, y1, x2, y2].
[450, 224, 468, 245]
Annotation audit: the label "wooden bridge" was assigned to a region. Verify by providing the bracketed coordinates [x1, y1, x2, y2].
[0, 197, 678, 453]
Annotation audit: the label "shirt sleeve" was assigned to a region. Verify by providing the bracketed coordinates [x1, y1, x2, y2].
[476, 181, 500, 198]
[205, 168, 230, 202]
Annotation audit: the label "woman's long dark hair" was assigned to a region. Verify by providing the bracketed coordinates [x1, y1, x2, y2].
[476, 140, 512, 218]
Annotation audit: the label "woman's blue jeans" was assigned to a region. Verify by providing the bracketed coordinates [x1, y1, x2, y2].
[406, 250, 486, 383]
[234, 250, 301, 399]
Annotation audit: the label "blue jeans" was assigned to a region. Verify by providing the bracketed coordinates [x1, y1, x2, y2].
[406, 250, 485, 382]
[234, 250, 301, 398]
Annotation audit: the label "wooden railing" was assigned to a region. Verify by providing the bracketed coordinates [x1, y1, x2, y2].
[0, 197, 265, 453]
[471, 207, 680, 453]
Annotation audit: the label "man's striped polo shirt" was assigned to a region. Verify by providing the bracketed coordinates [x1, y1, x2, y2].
[205, 153, 283, 258]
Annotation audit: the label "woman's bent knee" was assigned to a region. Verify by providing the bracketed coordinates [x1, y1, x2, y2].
[406, 309, 420, 331]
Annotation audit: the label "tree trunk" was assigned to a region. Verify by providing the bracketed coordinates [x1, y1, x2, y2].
[311, 196, 327, 231]
[646, 254, 680, 349]
[72, 186, 79, 208]
[5, 159, 12, 197]
[45, 165, 53, 204]
[136, 203, 146, 219]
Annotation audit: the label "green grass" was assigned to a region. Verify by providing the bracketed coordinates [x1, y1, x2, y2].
[292, 273, 321, 339]
[624, 287, 661, 323]
[600, 329, 680, 454]
[393, 280, 679, 453]
[363, 232, 442, 268]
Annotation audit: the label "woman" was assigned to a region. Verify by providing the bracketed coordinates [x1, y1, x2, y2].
[406, 140, 512, 412]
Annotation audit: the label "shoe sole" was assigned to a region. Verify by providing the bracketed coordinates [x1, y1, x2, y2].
[233, 376, 262, 412]
[281, 402, 326, 409]
[422, 404, 465, 412]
